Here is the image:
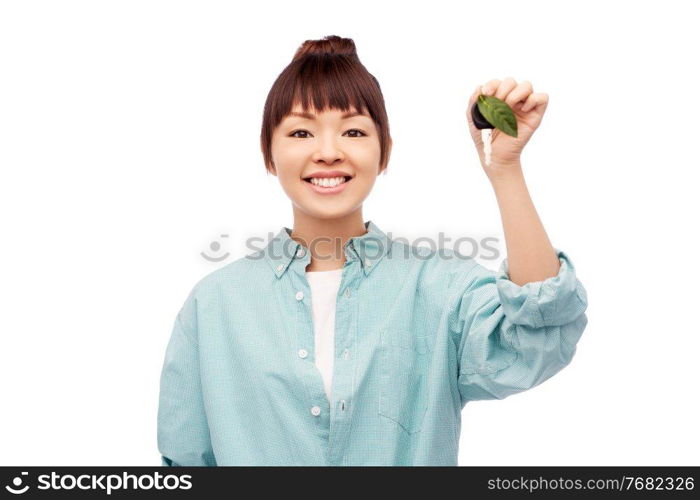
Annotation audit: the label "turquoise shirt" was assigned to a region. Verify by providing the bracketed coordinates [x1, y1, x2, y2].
[157, 220, 588, 466]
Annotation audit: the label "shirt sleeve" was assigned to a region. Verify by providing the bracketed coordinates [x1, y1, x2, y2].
[451, 248, 588, 404]
[157, 288, 217, 466]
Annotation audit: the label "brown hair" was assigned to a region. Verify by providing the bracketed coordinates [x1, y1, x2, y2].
[260, 35, 392, 175]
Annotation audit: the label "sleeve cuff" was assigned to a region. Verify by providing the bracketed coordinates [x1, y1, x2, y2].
[495, 248, 588, 329]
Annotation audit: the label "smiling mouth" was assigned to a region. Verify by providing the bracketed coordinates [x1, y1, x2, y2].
[302, 176, 353, 186]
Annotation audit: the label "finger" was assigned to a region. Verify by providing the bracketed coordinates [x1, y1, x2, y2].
[467, 85, 478, 119]
[521, 92, 548, 113]
[481, 79, 501, 96]
[495, 77, 517, 101]
[505, 80, 533, 109]
[467, 84, 483, 123]
[469, 84, 481, 106]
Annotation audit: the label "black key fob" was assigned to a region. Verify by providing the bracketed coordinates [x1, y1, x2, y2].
[471, 101, 494, 130]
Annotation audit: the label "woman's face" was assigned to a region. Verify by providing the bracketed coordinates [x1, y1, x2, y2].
[270, 103, 382, 220]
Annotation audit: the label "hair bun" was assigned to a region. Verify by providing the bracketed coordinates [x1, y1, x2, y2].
[292, 35, 358, 61]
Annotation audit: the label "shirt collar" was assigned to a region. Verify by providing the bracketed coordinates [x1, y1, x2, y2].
[262, 220, 392, 279]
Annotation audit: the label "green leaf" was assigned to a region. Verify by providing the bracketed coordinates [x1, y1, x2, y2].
[476, 95, 518, 137]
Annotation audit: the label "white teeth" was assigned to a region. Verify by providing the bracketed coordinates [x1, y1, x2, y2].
[310, 176, 346, 187]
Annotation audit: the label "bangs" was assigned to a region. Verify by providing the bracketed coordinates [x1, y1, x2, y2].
[289, 57, 371, 116]
[275, 56, 374, 121]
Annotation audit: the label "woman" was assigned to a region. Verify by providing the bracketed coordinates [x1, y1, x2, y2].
[157, 35, 589, 466]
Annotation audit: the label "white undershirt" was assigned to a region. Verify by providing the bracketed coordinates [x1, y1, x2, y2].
[305, 268, 343, 403]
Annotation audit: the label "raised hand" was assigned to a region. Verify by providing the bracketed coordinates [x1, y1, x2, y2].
[466, 77, 549, 180]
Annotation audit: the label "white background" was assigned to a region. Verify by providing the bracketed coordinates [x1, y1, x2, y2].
[1, 0, 698, 466]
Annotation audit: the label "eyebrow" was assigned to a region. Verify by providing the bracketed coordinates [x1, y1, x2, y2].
[287, 110, 366, 120]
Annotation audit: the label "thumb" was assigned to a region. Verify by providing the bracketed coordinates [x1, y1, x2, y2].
[467, 85, 481, 123]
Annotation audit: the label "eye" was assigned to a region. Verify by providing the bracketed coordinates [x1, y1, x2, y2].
[345, 129, 367, 137]
[290, 129, 311, 139]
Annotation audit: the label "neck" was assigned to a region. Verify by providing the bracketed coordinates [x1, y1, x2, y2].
[290, 208, 368, 272]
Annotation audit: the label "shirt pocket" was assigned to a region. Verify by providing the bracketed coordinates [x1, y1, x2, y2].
[378, 328, 432, 434]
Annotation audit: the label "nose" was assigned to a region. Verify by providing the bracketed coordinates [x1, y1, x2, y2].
[312, 133, 345, 164]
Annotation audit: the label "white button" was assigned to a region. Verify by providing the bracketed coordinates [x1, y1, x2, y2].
[342, 348, 350, 360]
[365, 259, 372, 267]
[310, 406, 321, 416]
[296, 248, 306, 258]
[298, 348, 308, 359]
[276, 264, 284, 272]
[344, 288, 351, 298]
[295, 291, 304, 301]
